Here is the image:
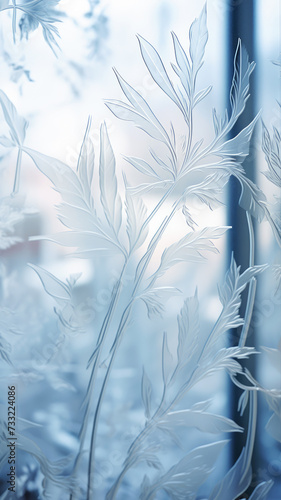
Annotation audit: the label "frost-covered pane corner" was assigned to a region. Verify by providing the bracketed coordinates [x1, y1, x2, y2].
[0, 2, 280, 500]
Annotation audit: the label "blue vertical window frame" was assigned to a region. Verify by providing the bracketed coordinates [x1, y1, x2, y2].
[227, 0, 258, 492]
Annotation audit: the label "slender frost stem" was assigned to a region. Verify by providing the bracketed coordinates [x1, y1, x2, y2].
[12, 148, 22, 195]
[87, 200, 182, 498]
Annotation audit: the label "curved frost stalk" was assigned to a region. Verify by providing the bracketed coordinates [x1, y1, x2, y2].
[209, 391, 257, 500]
[227, 104, 281, 498]
[259, 100, 281, 460]
[25, 116, 176, 498]
[22, 121, 128, 498]
[68, 122, 187, 500]
[86, 195, 229, 498]
[73, 7, 226, 494]
[106, 257, 265, 499]
[0, 0, 65, 54]
[262, 117, 281, 268]
[104, 5, 280, 254]
[210, 205, 259, 498]
[20, 116, 184, 499]
[84, 6, 274, 497]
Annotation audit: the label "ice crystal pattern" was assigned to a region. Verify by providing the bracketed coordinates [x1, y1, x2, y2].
[0, 4, 280, 500]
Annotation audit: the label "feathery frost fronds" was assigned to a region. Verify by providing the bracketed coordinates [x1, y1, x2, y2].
[103, 1, 277, 252]
[25, 123, 130, 259]
[106, 256, 265, 498]
[28, 264, 85, 336]
[149, 226, 230, 283]
[140, 441, 227, 500]
[0, 0, 65, 54]
[262, 121, 281, 189]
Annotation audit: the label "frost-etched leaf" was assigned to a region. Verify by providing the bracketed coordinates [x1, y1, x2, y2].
[210, 446, 252, 500]
[171, 31, 191, 102]
[24, 147, 82, 193]
[139, 475, 151, 499]
[18, 0, 65, 55]
[238, 264, 268, 290]
[99, 122, 122, 235]
[146, 441, 227, 500]
[127, 179, 173, 196]
[29, 264, 71, 301]
[25, 144, 124, 254]
[189, 138, 204, 159]
[186, 346, 256, 396]
[212, 108, 229, 138]
[248, 481, 274, 500]
[210, 393, 258, 500]
[149, 148, 175, 176]
[141, 369, 152, 419]
[236, 172, 267, 221]
[194, 85, 212, 106]
[124, 156, 161, 180]
[153, 226, 229, 280]
[158, 409, 243, 434]
[182, 206, 198, 230]
[214, 115, 259, 160]
[229, 39, 255, 128]
[161, 331, 173, 387]
[203, 347, 256, 379]
[125, 182, 149, 251]
[191, 399, 213, 412]
[109, 69, 170, 147]
[212, 40, 255, 138]
[105, 100, 168, 146]
[185, 172, 228, 210]
[121, 443, 162, 481]
[137, 35, 183, 113]
[0, 90, 28, 146]
[140, 287, 180, 318]
[175, 292, 200, 375]
[205, 256, 267, 350]
[25, 149, 93, 223]
[238, 390, 249, 416]
[77, 117, 95, 207]
[262, 121, 281, 188]
[189, 3, 208, 78]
